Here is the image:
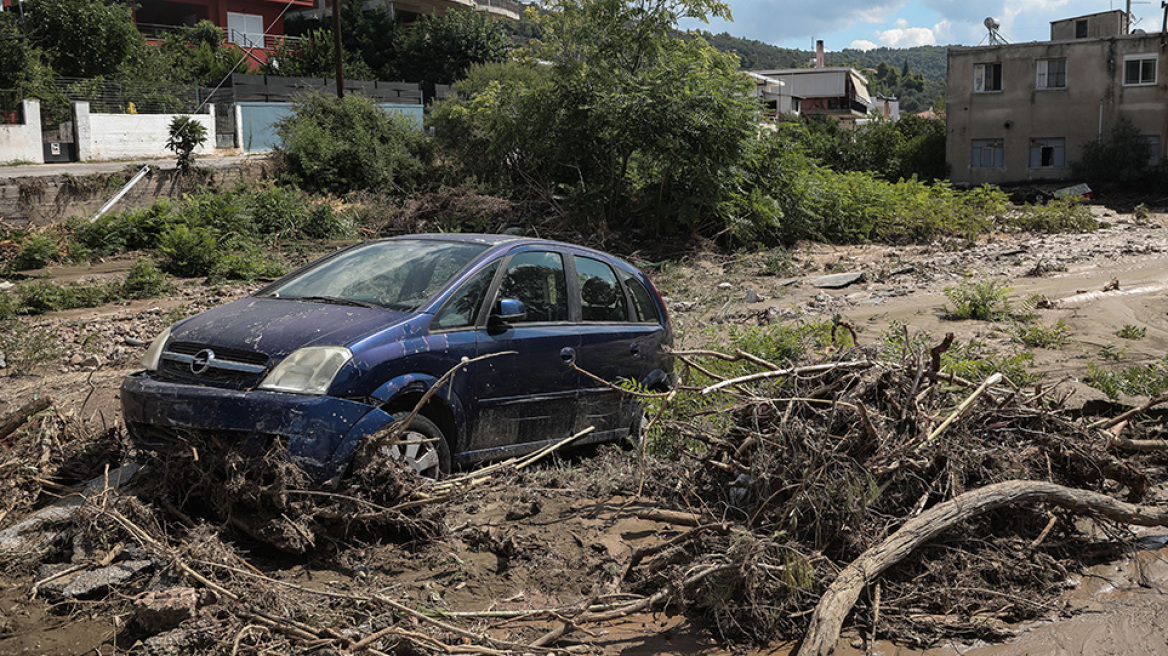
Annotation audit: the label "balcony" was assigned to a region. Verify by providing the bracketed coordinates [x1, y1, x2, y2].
[799, 96, 870, 119]
[137, 23, 304, 52]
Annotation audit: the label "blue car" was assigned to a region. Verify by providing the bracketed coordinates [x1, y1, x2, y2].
[121, 234, 673, 482]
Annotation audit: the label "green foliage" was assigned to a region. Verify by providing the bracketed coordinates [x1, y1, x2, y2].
[72, 200, 177, 255]
[942, 340, 1040, 386]
[121, 258, 172, 299]
[1086, 360, 1168, 399]
[263, 28, 377, 80]
[797, 115, 947, 182]
[943, 276, 1014, 321]
[1009, 319, 1070, 348]
[396, 10, 512, 85]
[1116, 324, 1147, 340]
[10, 233, 60, 271]
[0, 319, 64, 375]
[16, 277, 116, 314]
[211, 240, 287, 282]
[152, 22, 245, 86]
[1008, 198, 1099, 233]
[167, 116, 209, 174]
[275, 92, 427, 195]
[1073, 117, 1154, 187]
[433, 0, 757, 233]
[157, 224, 220, 278]
[24, 0, 145, 78]
[0, 12, 51, 91]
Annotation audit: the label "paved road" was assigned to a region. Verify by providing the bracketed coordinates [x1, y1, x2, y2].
[0, 154, 266, 178]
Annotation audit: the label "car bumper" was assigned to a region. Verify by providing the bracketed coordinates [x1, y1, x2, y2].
[121, 372, 393, 480]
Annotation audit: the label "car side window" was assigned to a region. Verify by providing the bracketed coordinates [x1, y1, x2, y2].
[623, 275, 660, 323]
[576, 256, 628, 322]
[433, 262, 499, 330]
[498, 251, 568, 323]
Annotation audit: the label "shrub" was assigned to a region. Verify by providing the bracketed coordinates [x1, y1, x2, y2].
[73, 200, 177, 255]
[158, 224, 220, 277]
[1009, 319, 1070, 348]
[16, 278, 117, 314]
[1116, 324, 1147, 340]
[10, 233, 59, 270]
[0, 319, 63, 375]
[212, 241, 287, 281]
[1073, 117, 1153, 187]
[943, 276, 1014, 321]
[166, 116, 208, 173]
[121, 258, 172, 298]
[274, 92, 427, 195]
[1008, 198, 1098, 233]
[1086, 359, 1168, 399]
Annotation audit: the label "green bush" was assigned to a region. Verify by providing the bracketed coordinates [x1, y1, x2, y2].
[943, 276, 1014, 321]
[158, 224, 220, 277]
[1073, 117, 1154, 188]
[16, 278, 117, 314]
[275, 92, 427, 195]
[1086, 360, 1168, 399]
[212, 241, 287, 282]
[1009, 198, 1098, 233]
[1, 319, 64, 375]
[121, 258, 172, 298]
[10, 233, 60, 270]
[73, 200, 177, 255]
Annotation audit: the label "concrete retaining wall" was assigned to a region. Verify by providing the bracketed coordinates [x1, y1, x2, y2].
[75, 102, 217, 162]
[0, 160, 269, 228]
[0, 100, 44, 165]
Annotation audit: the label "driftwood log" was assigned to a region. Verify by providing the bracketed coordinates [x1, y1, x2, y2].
[0, 396, 54, 444]
[798, 480, 1168, 656]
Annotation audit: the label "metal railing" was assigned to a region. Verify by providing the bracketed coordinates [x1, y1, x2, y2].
[38, 78, 230, 115]
[136, 23, 303, 51]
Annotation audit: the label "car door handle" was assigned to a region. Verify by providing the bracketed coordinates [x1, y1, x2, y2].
[560, 347, 576, 365]
[629, 343, 640, 357]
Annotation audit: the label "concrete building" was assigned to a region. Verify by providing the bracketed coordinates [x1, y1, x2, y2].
[750, 40, 872, 123]
[947, 9, 1164, 186]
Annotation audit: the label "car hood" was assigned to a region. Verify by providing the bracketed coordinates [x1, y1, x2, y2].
[169, 297, 410, 358]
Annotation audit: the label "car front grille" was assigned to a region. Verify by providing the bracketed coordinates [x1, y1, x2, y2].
[158, 341, 270, 389]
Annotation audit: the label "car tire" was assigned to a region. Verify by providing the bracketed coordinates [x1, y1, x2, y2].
[357, 412, 451, 480]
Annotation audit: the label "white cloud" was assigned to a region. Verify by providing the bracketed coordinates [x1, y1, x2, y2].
[850, 39, 880, 51]
[876, 26, 937, 47]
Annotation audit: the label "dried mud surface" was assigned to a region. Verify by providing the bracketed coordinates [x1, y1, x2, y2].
[3, 206, 1168, 655]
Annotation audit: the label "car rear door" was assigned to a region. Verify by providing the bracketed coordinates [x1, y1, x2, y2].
[570, 253, 666, 438]
[468, 248, 581, 454]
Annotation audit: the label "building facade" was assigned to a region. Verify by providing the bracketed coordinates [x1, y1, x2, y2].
[947, 9, 1164, 186]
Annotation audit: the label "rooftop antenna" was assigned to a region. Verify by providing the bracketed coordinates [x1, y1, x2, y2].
[984, 17, 1009, 45]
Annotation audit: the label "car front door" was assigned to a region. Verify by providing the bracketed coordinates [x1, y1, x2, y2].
[468, 249, 581, 455]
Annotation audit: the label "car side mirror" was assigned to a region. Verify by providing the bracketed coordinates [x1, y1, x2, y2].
[492, 298, 526, 323]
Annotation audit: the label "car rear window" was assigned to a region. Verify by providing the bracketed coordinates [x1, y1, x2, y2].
[623, 275, 660, 323]
[262, 240, 489, 311]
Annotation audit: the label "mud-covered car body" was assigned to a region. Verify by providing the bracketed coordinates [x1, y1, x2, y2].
[121, 234, 673, 481]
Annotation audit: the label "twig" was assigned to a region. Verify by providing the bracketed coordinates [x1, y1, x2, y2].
[701, 360, 873, 395]
[1092, 394, 1168, 430]
[913, 373, 1002, 451]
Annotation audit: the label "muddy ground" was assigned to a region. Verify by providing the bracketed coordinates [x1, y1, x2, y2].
[3, 204, 1168, 655]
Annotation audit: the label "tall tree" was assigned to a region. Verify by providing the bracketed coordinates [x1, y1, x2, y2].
[24, 0, 145, 78]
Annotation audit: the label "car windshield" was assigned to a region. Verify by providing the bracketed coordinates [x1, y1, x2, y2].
[259, 240, 490, 311]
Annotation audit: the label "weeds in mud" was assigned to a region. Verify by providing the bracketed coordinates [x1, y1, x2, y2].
[1008, 198, 1099, 233]
[1009, 318, 1070, 348]
[1116, 324, 1147, 340]
[1085, 359, 1168, 399]
[8, 233, 60, 271]
[0, 319, 63, 375]
[942, 275, 1015, 321]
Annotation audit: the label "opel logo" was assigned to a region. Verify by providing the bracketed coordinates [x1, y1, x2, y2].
[191, 349, 215, 375]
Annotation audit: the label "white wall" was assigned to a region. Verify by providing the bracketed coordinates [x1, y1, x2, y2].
[75, 102, 215, 162]
[0, 100, 44, 165]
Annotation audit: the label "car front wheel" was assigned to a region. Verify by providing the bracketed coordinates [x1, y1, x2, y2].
[356, 412, 451, 480]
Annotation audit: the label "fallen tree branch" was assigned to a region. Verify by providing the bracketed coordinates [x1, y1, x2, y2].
[0, 396, 54, 444]
[701, 361, 873, 395]
[798, 480, 1168, 656]
[1092, 394, 1168, 430]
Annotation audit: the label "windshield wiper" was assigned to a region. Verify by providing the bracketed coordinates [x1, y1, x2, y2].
[288, 295, 379, 309]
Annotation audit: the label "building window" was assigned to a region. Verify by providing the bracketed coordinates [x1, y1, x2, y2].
[1141, 135, 1161, 166]
[1124, 55, 1157, 86]
[971, 139, 1004, 168]
[1029, 138, 1066, 168]
[974, 63, 1002, 92]
[1036, 59, 1066, 89]
[227, 12, 264, 48]
[1075, 19, 1088, 38]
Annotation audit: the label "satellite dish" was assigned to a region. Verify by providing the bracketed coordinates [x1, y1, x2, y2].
[984, 17, 1008, 45]
[1134, 28, 1147, 34]
[984, 17, 1000, 30]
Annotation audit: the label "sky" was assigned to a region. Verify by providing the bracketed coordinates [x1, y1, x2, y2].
[680, 0, 1155, 51]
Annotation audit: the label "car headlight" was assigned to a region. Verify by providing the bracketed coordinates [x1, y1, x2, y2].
[140, 327, 171, 371]
[258, 346, 352, 395]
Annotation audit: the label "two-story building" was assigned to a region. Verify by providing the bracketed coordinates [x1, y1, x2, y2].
[750, 40, 873, 123]
[947, 10, 1164, 186]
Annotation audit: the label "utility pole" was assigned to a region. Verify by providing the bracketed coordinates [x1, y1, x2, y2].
[332, 0, 344, 98]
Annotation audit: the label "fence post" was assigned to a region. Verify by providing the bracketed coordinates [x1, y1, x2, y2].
[73, 101, 91, 162]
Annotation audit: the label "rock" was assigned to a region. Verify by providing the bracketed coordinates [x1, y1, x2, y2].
[673, 301, 697, 312]
[811, 272, 865, 289]
[717, 282, 733, 290]
[743, 290, 765, 303]
[135, 587, 199, 633]
[58, 560, 153, 599]
[79, 355, 101, 368]
[125, 337, 146, 346]
[0, 352, 5, 368]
